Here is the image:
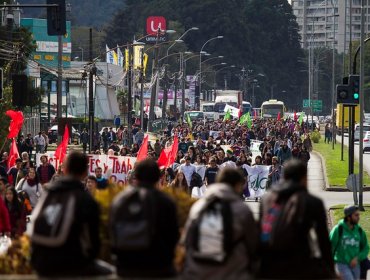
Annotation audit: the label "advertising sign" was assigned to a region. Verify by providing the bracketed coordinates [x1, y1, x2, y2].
[145, 16, 167, 43]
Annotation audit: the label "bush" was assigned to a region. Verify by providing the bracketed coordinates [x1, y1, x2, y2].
[311, 130, 321, 143]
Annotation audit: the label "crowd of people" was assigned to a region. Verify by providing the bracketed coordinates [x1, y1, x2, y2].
[0, 116, 368, 280]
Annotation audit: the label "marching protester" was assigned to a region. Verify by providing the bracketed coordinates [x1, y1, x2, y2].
[330, 205, 369, 280]
[4, 186, 26, 237]
[36, 154, 56, 186]
[16, 167, 43, 210]
[259, 159, 335, 279]
[181, 168, 258, 280]
[30, 151, 114, 277]
[110, 159, 179, 279]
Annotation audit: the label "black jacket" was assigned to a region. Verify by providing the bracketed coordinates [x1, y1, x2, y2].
[259, 183, 335, 279]
[111, 186, 179, 278]
[31, 177, 100, 274]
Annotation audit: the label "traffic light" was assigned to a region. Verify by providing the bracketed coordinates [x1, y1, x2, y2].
[349, 75, 360, 104]
[47, 0, 66, 36]
[337, 84, 350, 104]
[0, 68, 3, 100]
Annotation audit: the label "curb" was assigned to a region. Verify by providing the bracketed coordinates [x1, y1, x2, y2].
[312, 151, 330, 191]
[314, 150, 370, 192]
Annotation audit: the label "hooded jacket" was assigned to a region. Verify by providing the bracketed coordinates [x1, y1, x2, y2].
[181, 183, 257, 280]
[330, 219, 369, 265]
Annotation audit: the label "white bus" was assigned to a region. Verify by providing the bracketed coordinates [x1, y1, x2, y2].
[261, 99, 285, 119]
[242, 101, 252, 114]
[200, 102, 215, 120]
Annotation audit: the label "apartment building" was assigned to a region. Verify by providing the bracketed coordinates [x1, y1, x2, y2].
[291, 0, 370, 53]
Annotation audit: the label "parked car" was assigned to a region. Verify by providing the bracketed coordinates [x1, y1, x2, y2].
[48, 125, 80, 145]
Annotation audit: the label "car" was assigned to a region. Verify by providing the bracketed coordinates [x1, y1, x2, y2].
[354, 124, 370, 141]
[363, 131, 370, 153]
[48, 125, 80, 145]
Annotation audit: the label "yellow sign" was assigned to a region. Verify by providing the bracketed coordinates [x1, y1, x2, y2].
[133, 45, 144, 69]
[44, 55, 54, 61]
[62, 55, 71, 62]
[34, 54, 41, 60]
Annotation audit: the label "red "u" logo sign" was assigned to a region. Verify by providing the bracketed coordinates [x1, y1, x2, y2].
[146, 16, 166, 35]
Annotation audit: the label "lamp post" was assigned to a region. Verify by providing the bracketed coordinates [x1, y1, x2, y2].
[199, 36, 223, 107]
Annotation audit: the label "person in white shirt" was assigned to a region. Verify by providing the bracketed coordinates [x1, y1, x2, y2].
[34, 132, 46, 154]
[179, 156, 196, 187]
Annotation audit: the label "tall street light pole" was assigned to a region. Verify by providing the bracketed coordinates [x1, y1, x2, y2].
[199, 36, 223, 108]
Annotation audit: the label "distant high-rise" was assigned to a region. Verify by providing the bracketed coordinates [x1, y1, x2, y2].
[291, 0, 370, 53]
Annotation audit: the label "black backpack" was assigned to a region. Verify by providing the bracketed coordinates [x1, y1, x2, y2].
[30, 189, 78, 247]
[110, 187, 156, 251]
[188, 197, 234, 263]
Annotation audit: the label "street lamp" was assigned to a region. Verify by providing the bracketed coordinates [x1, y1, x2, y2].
[166, 27, 199, 56]
[199, 36, 223, 106]
[202, 55, 224, 65]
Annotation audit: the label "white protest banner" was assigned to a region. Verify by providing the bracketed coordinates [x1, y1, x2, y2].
[243, 164, 270, 198]
[209, 131, 220, 138]
[36, 152, 136, 186]
[223, 104, 240, 118]
[250, 140, 263, 163]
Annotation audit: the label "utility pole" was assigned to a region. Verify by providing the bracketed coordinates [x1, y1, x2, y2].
[127, 43, 133, 143]
[359, 0, 365, 211]
[57, 34, 63, 142]
[88, 28, 94, 153]
[331, 0, 336, 150]
[148, 29, 160, 132]
[140, 47, 144, 130]
[174, 72, 178, 120]
[162, 66, 168, 122]
[181, 52, 186, 117]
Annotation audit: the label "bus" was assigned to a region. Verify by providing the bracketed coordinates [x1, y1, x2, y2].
[261, 99, 285, 119]
[200, 102, 215, 120]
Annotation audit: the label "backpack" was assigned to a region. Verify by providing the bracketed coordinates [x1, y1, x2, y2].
[190, 172, 203, 188]
[29, 189, 78, 247]
[111, 187, 156, 251]
[189, 197, 233, 263]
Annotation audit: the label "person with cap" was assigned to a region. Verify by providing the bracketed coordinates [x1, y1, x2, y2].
[36, 154, 56, 185]
[330, 205, 369, 280]
[224, 149, 237, 162]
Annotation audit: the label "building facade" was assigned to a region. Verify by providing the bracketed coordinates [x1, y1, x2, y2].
[292, 0, 370, 53]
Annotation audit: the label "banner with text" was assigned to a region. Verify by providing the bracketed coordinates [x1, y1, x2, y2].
[36, 152, 136, 185]
[243, 164, 270, 198]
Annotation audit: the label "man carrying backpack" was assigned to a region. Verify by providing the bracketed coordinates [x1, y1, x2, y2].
[330, 205, 369, 280]
[29, 151, 113, 277]
[110, 159, 179, 278]
[181, 168, 258, 280]
[259, 159, 335, 279]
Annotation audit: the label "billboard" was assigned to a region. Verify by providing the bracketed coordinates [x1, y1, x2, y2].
[145, 16, 167, 44]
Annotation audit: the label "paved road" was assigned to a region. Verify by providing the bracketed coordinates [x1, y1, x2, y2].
[336, 135, 370, 175]
[247, 152, 370, 219]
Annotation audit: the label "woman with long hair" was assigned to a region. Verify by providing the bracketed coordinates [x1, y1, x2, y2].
[169, 171, 188, 193]
[4, 186, 26, 237]
[16, 167, 43, 209]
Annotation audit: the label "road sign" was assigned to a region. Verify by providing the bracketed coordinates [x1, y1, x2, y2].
[303, 99, 322, 111]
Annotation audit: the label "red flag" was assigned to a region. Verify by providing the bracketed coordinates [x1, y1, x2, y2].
[136, 135, 149, 161]
[294, 111, 298, 122]
[55, 125, 69, 164]
[157, 148, 170, 168]
[166, 136, 178, 167]
[277, 112, 281, 121]
[253, 109, 257, 120]
[8, 139, 19, 170]
[6, 110, 24, 139]
[238, 105, 242, 118]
